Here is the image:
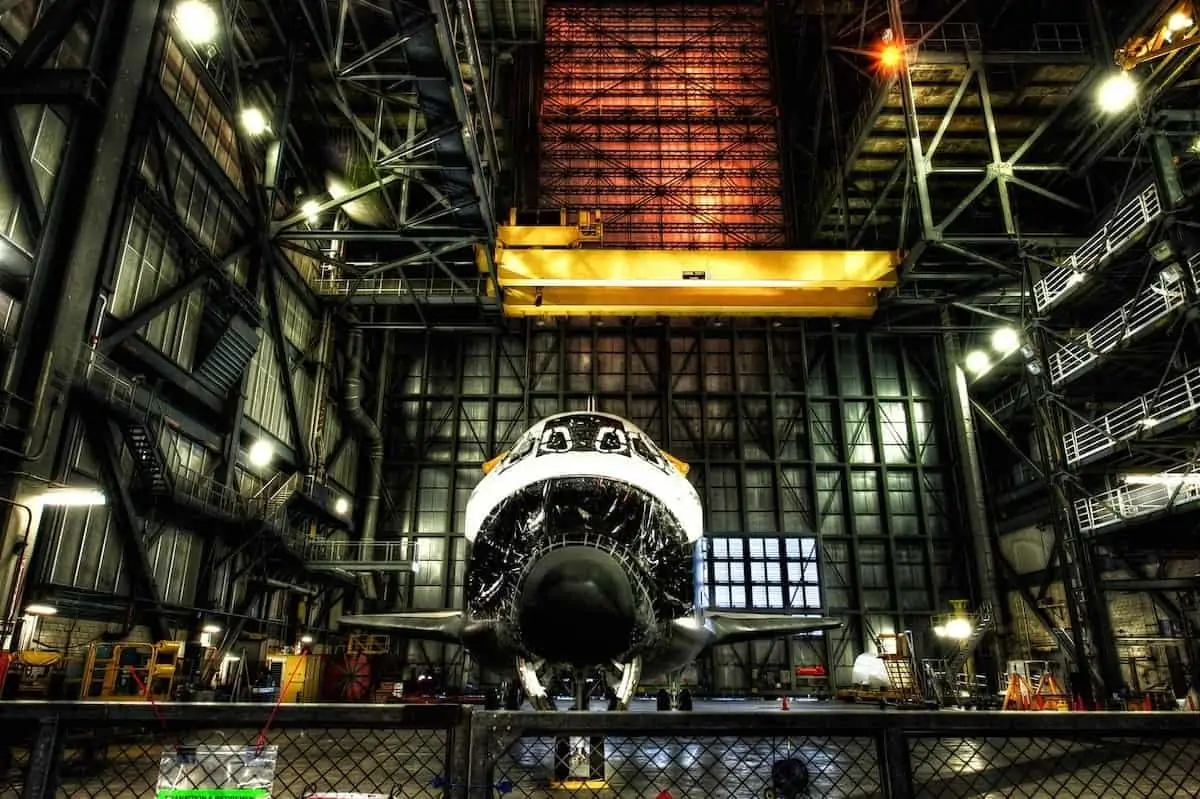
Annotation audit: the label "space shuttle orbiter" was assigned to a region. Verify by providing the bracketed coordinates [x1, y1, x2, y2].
[340, 412, 841, 709]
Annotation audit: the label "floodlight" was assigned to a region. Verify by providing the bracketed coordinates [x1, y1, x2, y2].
[1096, 71, 1137, 113]
[964, 350, 990, 376]
[944, 617, 973, 640]
[174, 1, 219, 46]
[202, 623, 222, 634]
[300, 634, 314, 644]
[301, 199, 321, 223]
[37, 488, 106, 507]
[1168, 11, 1193, 32]
[991, 327, 1019, 355]
[240, 107, 269, 136]
[334, 497, 350, 515]
[878, 44, 903, 70]
[248, 439, 274, 468]
[25, 603, 57, 616]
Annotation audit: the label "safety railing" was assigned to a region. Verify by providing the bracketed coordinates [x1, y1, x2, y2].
[1031, 22, 1088, 53]
[1062, 365, 1200, 465]
[1075, 467, 1200, 532]
[5, 704, 1200, 797]
[313, 276, 488, 301]
[76, 348, 158, 417]
[903, 21, 982, 52]
[304, 539, 419, 571]
[1033, 183, 1162, 312]
[1048, 264, 1188, 386]
[985, 380, 1032, 419]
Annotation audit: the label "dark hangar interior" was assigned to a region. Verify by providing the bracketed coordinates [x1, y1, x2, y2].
[3, 0, 1200, 794]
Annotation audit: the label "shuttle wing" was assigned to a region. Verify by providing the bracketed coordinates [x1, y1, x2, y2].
[706, 612, 842, 647]
[339, 610, 465, 645]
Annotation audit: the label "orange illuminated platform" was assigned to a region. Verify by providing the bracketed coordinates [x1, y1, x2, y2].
[477, 247, 899, 318]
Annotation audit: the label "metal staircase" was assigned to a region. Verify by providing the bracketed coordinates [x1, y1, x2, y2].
[122, 421, 172, 496]
[945, 601, 994, 679]
[194, 280, 262, 396]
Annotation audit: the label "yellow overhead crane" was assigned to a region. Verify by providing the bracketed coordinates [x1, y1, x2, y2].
[477, 209, 899, 318]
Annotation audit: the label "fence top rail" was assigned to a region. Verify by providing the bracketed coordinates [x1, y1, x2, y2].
[2, 701, 467, 729]
[8, 703, 1200, 737]
[471, 709, 1200, 737]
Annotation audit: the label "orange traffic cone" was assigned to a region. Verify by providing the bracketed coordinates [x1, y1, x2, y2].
[781, 694, 790, 711]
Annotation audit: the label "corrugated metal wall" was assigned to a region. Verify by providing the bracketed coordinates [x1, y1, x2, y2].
[27, 30, 346, 630]
[384, 322, 968, 687]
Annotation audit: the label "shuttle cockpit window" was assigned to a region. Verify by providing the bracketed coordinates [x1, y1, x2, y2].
[596, 426, 628, 453]
[505, 432, 537, 466]
[539, 424, 573, 453]
[629, 434, 665, 468]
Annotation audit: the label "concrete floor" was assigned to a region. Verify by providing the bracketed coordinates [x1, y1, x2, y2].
[5, 701, 1197, 798]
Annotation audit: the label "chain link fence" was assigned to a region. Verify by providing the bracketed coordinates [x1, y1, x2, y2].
[4, 704, 1200, 797]
[467, 709, 1200, 798]
[2, 703, 468, 798]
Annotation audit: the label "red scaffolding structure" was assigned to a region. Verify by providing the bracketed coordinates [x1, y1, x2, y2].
[539, 2, 786, 250]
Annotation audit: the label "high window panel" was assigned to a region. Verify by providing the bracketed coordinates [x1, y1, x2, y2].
[708, 536, 821, 610]
[539, 3, 785, 249]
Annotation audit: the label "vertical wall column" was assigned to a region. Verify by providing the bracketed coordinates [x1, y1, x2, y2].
[942, 317, 1003, 679]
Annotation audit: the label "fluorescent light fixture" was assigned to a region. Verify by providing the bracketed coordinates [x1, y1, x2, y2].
[964, 350, 991, 376]
[37, 488, 106, 507]
[991, 327, 1019, 355]
[1096, 71, 1137, 113]
[301, 199, 321, 223]
[240, 107, 269, 136]
[202, 623, 222, 634]
[1123, 473, 1200, 486]
[174, 1, 219, 45]
[25, 603, 57, 616]
[248, 439, 274, 468]
[334, 497, 350, 515]
[300, 634, 314, 644]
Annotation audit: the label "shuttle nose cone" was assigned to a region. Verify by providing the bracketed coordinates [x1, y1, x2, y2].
[517, 546, 636, 665]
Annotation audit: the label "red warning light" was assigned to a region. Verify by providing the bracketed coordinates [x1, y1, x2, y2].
[878, 43, 903, 70]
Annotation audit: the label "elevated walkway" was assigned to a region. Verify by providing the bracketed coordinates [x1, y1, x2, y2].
[1063, 365, 1200, 466]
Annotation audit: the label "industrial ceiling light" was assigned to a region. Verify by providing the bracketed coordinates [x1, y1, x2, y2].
[1096, 71, 1137, 113]
[301, 199, 321, 223]
[248, 439, 274, 468]
[202, 623, 222, 634]
[991, 327, 1019, 355]
[964, 350, 990, 376]
[1168, 11, 1193, 33]
[1124, 472, 1200, 486]
[24, 603, 57, 616]
[36, 488, 106, 507]
[240, 107, 269, 136]
[300, 634, 314, 644]
[174, 1, 219, 46]
[334, 497, 350, 516]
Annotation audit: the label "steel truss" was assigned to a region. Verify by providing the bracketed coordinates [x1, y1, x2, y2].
[538, 2, 786, 249]
[380, 320, 969, 689]
[964, 137, 1200, 700]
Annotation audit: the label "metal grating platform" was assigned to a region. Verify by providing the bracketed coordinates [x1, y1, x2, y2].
[1033, 184, 1162, 313]
[1048, 264, 1189, 385]
[1063, 365, 1200, 465]
[1075, 467, 1200, 533]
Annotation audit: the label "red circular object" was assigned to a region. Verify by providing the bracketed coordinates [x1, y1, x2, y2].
[322, 654, 372, 701]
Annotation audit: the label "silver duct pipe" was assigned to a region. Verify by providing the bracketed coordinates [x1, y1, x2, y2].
[344, 329, 383, 546]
